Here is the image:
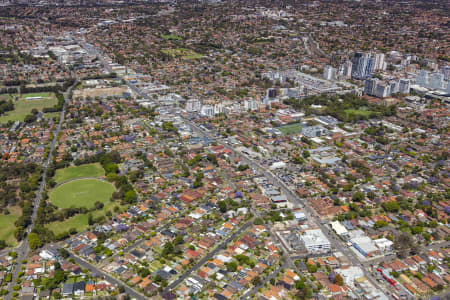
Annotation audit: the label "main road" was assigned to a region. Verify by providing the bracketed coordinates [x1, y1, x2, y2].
[80, 41, 385, 294]
[6, 81, 78, 299]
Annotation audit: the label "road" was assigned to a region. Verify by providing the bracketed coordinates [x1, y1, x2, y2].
[62, 248, 147, 300]
[79, 40, 385, 296]
[6, 81, 78, 299]
[162, 219, 253, 293]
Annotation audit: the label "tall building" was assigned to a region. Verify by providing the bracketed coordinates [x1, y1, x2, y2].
[200, 105, 214, 117]
[441, 66, 450, 81]
[342, 60, 353, 78]
[375, 83, 391, 98]
[364, 78, 377, 96]
[374, 53, 385, 71]
[352, 52, 374, 79]
[416, 70, 429, 87]
[185, 99, 201, 112]
[430, 72, 444, 90]
[399, 79, 411, 94]
[323, 65, 336, 81]
[390, 80, 399, 94]
[266, 88, 277, 99]
[244, 99, 259, 111]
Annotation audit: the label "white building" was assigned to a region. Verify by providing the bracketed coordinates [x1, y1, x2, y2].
[342, 60, 353, 78]
[430, 72, 444, 90]
[300, 229, 331, 253]
[323, 65, 336, 81]
[244, 99, 259, 111]
[200, 105, 214, 117]
[416, 70, 429, 87]
[375, 83, 391, 98]
[214, 103, 224, 115]
[186, 99, 201, 112]
[399, 79, 411, 94]
[373, 238, 393, 252]
[330, 221, 349, 239]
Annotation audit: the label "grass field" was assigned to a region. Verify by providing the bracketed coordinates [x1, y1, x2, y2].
[161, 48, 203, 59]
[54, 163, 105, 184]
[0, 206, 21, 246]
[0, 92, 57, 123]
[277, 123, 303, 135]
[49, 179, 115, 209]
[344, 109, 375, 117]
[46, 202, 122, 235]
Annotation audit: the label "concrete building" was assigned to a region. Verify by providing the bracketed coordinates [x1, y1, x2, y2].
[300, 229, 331, 253]
[200, 105, 214, 117]
[244, 99, 259, 111]
[374, 83, 391, 98]
[416, 70, 429, 87]
[186, 99, 201, 112]
[301, 125, 328, 138]
[323, 65, 336, 81]
[364, 78, 377, 95]
[399, 79, 411, 94]
[430, 72, 444, 90]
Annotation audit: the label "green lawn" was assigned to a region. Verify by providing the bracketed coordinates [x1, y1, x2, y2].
[49, 179, 115, 209]
[344, 109, 376, 117]
[161, 48, 203, 60]
[0, 92, 57, 123]
[54, 163, 105, 184]
[0, 206, 22, 246]
[46, 202, 122, 235]
[277, 123, 303, 135]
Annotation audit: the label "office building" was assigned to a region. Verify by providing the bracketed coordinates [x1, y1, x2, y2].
[323, 65, 336, 81]
[186, 99, 201, 112]
[200, 105, 214, 117]
[300, 229, 331, 253]
[441, 65, 450, 81]
[390, 80, 399, 94]
[416, 70, 429, 87]
[352, 52, 374, 79]
[430, 72, 444, 90]
[364, 78, 377, 95]
[375, 83, 391, 98]
[342, 60, 353, 78]
[399, 79, 411, 94]
[244, 99, 259, 111]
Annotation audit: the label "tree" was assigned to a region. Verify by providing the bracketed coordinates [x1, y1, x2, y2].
[352, 191, 365, 202]
[302, 150, 310, 158]
[27, 233, 42, 250]
[251, 276, 262, 286]
[217, 201, 227, 213]
[88, 213, 94, 226]
[394, 232, 417, 258]
[374, 220, 388, 229]
[333, 274, 344, 286]
[124, 190, 137, 203]
[226, 261, 238, 272]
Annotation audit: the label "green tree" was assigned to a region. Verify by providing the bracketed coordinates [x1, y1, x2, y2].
[27, 233, 42, 250]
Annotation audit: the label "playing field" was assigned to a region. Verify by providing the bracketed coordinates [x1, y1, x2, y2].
[0, 206, 21, 246]
[49, 179, 115, 209]
[161, 48, 203, 59]
[54, 163, 105, 184]
[344, 109, 376, 117]
[46, 202, 123, 235]
[0, 92, 57, 123]
[277, 123, 303, 135]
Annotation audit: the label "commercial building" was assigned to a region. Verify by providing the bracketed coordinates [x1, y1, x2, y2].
[323, 65, 336, 81]
[186, 99, 201, 112]
[300, 229, 331, 253]
[301, 125, 328, 138]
